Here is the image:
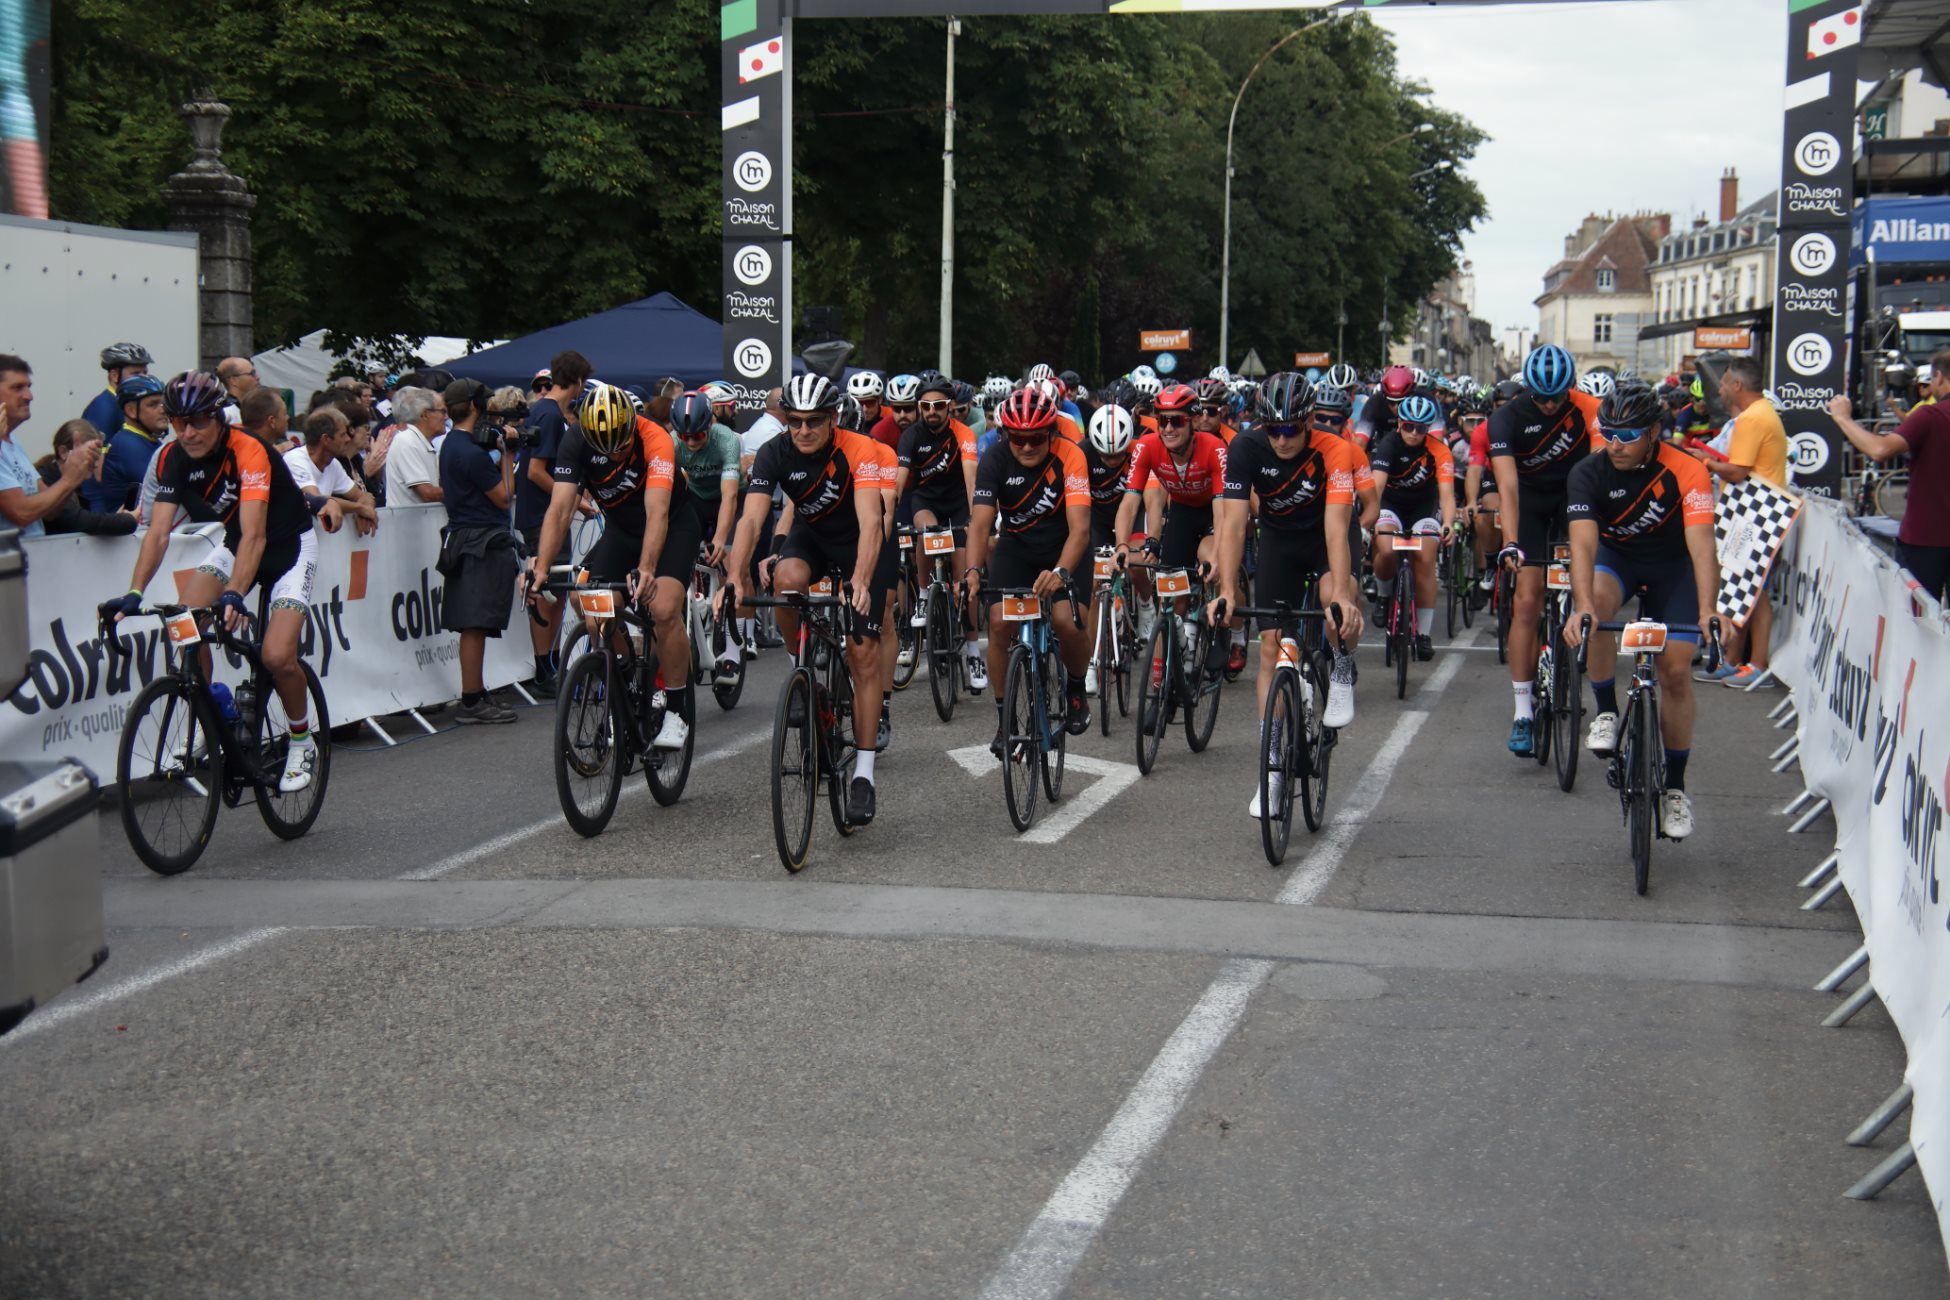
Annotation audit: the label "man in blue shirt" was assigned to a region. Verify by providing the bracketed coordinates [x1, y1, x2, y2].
[1, 354, 99, 539]
[81, 343, 154, 437]
[87, 374, 168, 511]
[438, 379, 520, 725]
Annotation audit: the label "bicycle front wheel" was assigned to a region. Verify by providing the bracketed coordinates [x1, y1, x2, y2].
[255, 662, 332, 840]
[926, 588, 958, 722]
[1393, 574, 1411, 700]
[1552, 633, 1582, 792]
[771, 668, 818, 871]
[117, 676, 224, 875]
[1040, 638, 1067, 803]
[1002, 644, 1039, 831]
[1260, 669, 1299, 866]
[647, 675, 695, 807]
[1185, 620, 1222, 753]
[1134, 624, 1170, 775]
[1094, 597, 1114, 738]
[1626, 696, 1655, 896]
[1531, 641, 1554, 769]
[554, 652, 623, 838]
[1302, 657, 1333, 832]
[1495, 569, 1512, 665]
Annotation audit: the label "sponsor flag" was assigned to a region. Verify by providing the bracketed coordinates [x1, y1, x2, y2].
[1805, 5, 1862, 59]
[739, 35, 784, 83]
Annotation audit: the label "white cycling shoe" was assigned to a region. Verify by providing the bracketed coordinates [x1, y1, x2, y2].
[1247, 775, 1284, 820]
[654, 712, 690, 751]
[1323, 672, 1355, 729]
[278, 740, 317, 794]
[1660, 789, 1695, 840]
[1585, 711, 1619, 756]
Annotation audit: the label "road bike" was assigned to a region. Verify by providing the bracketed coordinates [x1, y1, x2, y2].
[98, 595, 331, 875]
[1531, 544, 1582, 791]
[901, 524, 974, 722]
[749, 577, 867, 872]
[1086, 546, 1139, 736]
[688, 562, 746, 710]
[1127, 561, 1224, 775]
[540, 577, 695, 837]
[1492, 556, 1515, 665]
[993, 587, 1070, 832]
[891, 530, 920, 692]
[1378, 530, 1428, 699]
[1226, 596, 1342, 865]
[1576, 613, 1721, 896]
[1440, 524, 1476, 637]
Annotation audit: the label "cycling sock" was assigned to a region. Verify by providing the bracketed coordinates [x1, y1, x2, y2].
[1591, 678, 1618, 715]
[289, 716, 311, 745]
[964, 638, 980, 656]
[1664, 748, 1689, 791]
[1260, 715, 1284, 762]
[854, 748, 875, 783]
[1512, 681, 1533, 721]
[1231, 625, 1246, 647]
[1415, 607, 1435, 637]
[463, 691, 485, 707]
[666, 686, 691, 716]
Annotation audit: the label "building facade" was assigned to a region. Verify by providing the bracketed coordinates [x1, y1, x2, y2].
[1534, 211, 1668, 374]
[1643, 169, 1777, 380]
[1388, 264, 1504, 380]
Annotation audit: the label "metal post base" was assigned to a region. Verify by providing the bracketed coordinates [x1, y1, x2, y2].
[1742, 666, 1779, 692]
[508, 682, 537, 707]
[1782, 789, 1818, 816]
[1799, 852, 1839, 889]
[1815, 944, 1868, 991]
[1803, 876, 1846, 912]
[1774, 706, 1799, 730]
[1844, 1142, 1916, 1200]
[1789, 798, 1832, 833]
[1772, 747, 1800, 774]
[1848, 1083, 1913, 1147]
[1768, 695, 1795, 721]
[1771, 736, 1799, 762]
[408, 709, 439, 736]
[363, 717, 397, 747]
[1823, 980, 1877, 1027]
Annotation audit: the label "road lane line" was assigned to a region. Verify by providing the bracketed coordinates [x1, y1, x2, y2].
[976, 626, 1476, 1300]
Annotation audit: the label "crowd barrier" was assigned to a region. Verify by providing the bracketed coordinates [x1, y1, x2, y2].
[1772, 495, 1949, 1250]
[2, 507, 535, 774]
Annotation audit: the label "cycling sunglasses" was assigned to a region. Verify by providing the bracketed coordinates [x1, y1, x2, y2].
[784, 414, 833, 431]
[1007, 431, 1052, 449]
[1398, 421, 1433, 435]
[1264, 423, 1304, 441]
[919, 399, 952, 412]
[1600, 424, 1651, 445]
[887, 403, 917, 415]
[1310, 412, 1347, 431]
[1157, 414, 1192, 429]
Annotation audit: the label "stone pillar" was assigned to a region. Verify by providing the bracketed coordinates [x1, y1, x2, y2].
[161, 100, 257, 370]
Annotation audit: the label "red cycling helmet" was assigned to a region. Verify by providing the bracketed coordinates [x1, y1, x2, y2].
[997, 385, 1061, 432]
[1380, 365, 1415, 401]
[1154, 383, 1197, 414]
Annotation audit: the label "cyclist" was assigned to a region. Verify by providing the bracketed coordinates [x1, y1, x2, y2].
[1213, 373, 1362, 816]
[727, 374, 892, 825]
[1192, 378, 1239, 446]
[1350, 364, 1416, 450]
[897, 372, 983, 688]
[83, 342, 153, 438]
[1461, 388, 1501, 603]
[1488, 343, 1601, 755]
[1577, 370, 1615, 402]
[93, 374, 168, 512]
[847, 371, 885, 433]
[106, 371, 325, 792]
[1323, 363, 1359, 396]
[1082, 402, 1137, 695]
[1563, 380, 1719, 839]
[526, 382, 697, 751]
[964, 384, 1094, 757]
[1311, 384, 1379, 567]
[1369, 394, 1456, 662]
[670, 390, 743, 672]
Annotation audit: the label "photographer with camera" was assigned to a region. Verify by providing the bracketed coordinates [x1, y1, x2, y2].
[438, 379, 521, 725]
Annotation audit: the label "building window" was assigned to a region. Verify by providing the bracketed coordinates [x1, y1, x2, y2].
[1597, 268, 1616, 293]
[1594, 313, 1614, 344]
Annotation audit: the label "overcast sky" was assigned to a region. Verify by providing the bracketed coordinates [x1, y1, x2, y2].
[1371, 0, 1789, 335]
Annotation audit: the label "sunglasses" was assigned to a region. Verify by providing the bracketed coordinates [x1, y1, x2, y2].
[1399, 422, 1431, 435]
[1193, 406, 1223, 418]
[1311, 413, 1347, 430]
[532, 378, 551, 390]
[888, 403, 917, 415]
[784, 415, 832, 431]
[1007, 433, 1051, 449]
[1264, 423, 1304, 441]
[1601, 424, 1650, 445]
[1158, 414, 1191, 429]
[177, 412, 221, 430]
[919, 399, 951, 412]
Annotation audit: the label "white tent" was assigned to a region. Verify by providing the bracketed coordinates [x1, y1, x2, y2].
[251, 331, 502, 402]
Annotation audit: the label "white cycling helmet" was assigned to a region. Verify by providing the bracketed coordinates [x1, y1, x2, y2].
[885, 373, 921, 403]
[1027, 363, 1056, 385]
[1131, 364, 1157, 383]
[1088, 403, 1135, 456]
[1207, 365, 1231, 382]
[847, 371, 884, 399]
[782, 372, 841, 414]
[1323, 363, 1358, 391]
[701, 381, 736, 406]
[983, 375, 1011, 400]
[1577, 370, 1615, 399]
[1131, 373, 1162, 398]
[1035, 377, 1064, 403]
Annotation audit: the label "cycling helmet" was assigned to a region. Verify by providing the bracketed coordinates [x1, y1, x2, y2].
[161, 370, 227, 419]
[1026, 363, 1057, 385]
[1154, 383, 1197, 415]
[1397, 394, 1440, 428]
[1688, 376, 1706, 401]
[1411, 367, 1431, 389]
[1130, 364, 1157, 384]
[1493, 378, 1522, 403]
[997, 385, 1061, 432]
[1577, 371, 1615, 399]
[885, 374, 921, 404]
[578, 384, 638, 456]
[1131, 372, 1162, 400]
[1314, 385, 1352, 415]
[983, 375, 1011, 401]
[668, 391, 714, 437]
[1257, 372, 1317, 424]
[622, 387, 645, 413]
[1598, 379, 1662, 431]
[1088, 404, 1135, 456]
[952, 380, 976, 407]
[1323, 362, 1358, 391]
[100, 342, 154, 370]
[1207, 365, 1232, 382]
[1101, 379, 1139, 411]
[847, 372, 884, 399]
[1058, 369, 1082, 392]
[782, 373, 842, 414]
[116, 374, 165, 408]
[1193, 377, 1230, 407]
[918, 373, 955, 400]
[702, 381, 737, 407]
[1522, 344, 1577, 397]
[837, 395, 865, 430]
[1461, 390, 1492, 416]
[1379, 365, 1416, 401]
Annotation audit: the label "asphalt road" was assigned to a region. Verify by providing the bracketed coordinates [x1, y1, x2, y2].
[2, 621, 1943, 1299]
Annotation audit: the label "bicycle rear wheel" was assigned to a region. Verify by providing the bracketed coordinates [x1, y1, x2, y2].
[1094, 595, 1114, 738]
[1441, 545, 1458, 640]
[255, 662, 332, 840]
[1302, 657, 1333, 832]
[1459, 546, 1477, 629]
[554, 652, 622, 838]
[771, 668, 818, 871]
[926, 588, 958, 722]
[1113, 596, 1135, 718]
[646, 674, 695, 807]
[1184, 621, 1222, 753]
[1259, 669, 1299, 865]
[1552, 632, 1582, 792]
[892, 571, 920, 690]
[117, 676, 224, 875]
[1531, 641, 1554, 769]
[1135, 624, 1170, 775]
[1393, 572, 1410, 700]
[1002, 644, 1039, 831]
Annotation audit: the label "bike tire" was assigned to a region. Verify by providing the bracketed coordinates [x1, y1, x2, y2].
[771, 668, 818, 872]
[1629, 695, 1655, 896]
[1495, 569, 1512, 665]
[824, 651, 858, 838]
[1094, 595, 1114, 738]
[710, 611, 746, 710]
[1040, 640, 1067, 803]
[1135, 624, 1170, 775]
[1002, 644, 1039, 831]
[1114, 597, 1134, 718]
[1302, 656, 1333, 832]
[1553, 632, 1582, 792]
[1460, 549, 1476, 629]
[892, 572, 920, 691]
[1393, 571, 1410, 700]
[1532, 642, 1554, 769]
[117, 676, 224, 875]
[254, 661, 333, 840]
[1185, 621, 1222, 753]
[926, 587, 957, 722]
[646, 677, 695, 807]
[1444, 546, 1459, 640]
[1260, 669, 1299, 866]
[554, 652, 623, 839]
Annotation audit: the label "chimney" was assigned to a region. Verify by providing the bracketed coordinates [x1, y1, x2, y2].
[1719, 167, 1738, 223]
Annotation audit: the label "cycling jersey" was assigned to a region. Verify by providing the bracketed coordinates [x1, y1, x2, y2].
[1565, 444, 1713, 562]
[897, 418, 977, 495]
[553, 415, 687, 539]
[1221, 430, 1353, 536]
[1468, 420, 1493, 472]
[1485, 389, 1601, 494]
[1083, 444, 1129, 548]
[1369, 433, 1455, 501]
[675, 425, 741, 502]
[973, 438, 1090, 549]
[1056, 412, 1085, 445]
[1123, 430, 1226, 508]
[1321, 430, 1375, 496]
[746, 429, 889, 543]
[154, 427, 311, 551]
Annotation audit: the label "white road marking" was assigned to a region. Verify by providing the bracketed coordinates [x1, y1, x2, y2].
[947, 746, 1142, 844]
[976, 626, 1477, 1300]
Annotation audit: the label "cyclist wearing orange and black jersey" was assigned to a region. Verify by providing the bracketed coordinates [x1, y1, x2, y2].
[896, 375, 978, 529]
[1369, 395, 1458, 661]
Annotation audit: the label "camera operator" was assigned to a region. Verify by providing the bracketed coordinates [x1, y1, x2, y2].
[515, 351, 592, 698]
[438, 379, 521, 725]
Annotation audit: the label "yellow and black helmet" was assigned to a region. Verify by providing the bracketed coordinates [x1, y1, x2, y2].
[578, 382, 637, 456]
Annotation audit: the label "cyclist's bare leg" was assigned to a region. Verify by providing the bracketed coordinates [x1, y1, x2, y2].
[1582, 573, 1624, 690]
[772, 557, 810, 659]
[983, 604, 1016, 701]
[1372, 524, 1401, 586]
[1473, 498, 1499, 568]
[648, 576, 690, 688]
[1412, 537, 1439, 614]
[1656, 641, 1697, 748]
[1054, 596, 1090, 677]
[846, 635, 883, 755]
[260, 604, 310, 718]
[1508, 566, 1545, 682]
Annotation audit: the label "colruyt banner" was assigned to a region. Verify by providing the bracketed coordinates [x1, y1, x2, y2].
[1775, 496, 1949, 1250]
[2, 507, 533, 774]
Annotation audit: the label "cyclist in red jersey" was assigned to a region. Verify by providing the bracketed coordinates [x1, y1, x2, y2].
[1113, 382, 1225, 574]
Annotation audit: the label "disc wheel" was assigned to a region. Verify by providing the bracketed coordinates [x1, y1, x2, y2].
[1552, 627, 1582, 792]
[771, 669, 818, 872]
[254, 662, 332, 840]
[1039, 642, 1067, 803]
[1184, 622, 1222, 753]
[1259, 669, 1299, 866]
[116, 676, 224, 875]
[553, 653, 623, 838]
[646, 672, 695, 807]
[926, 587, 958, 722]
[1001, 645, 1039, 831]
[1134, 624, 1170, 775]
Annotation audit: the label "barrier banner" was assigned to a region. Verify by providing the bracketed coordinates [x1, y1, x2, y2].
[1776, 497, 1950, 1249]
[2, 508, 532, 774]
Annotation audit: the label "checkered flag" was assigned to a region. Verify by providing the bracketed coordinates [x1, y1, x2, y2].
[1714, 477, 1801, 629]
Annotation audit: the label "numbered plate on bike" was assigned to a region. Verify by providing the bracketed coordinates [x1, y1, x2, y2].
[1277, 638, 1302, 671]
[573, 589, 617, 623]
[1156, 569, 1193, 598]
[1390, 534, 1427, 553]
[1093, 555, 1116, 581]
[809, 577, 837, 597]
[1552, 543, 1571, 566]
[1620, 620, 1669, 654]
[1001, 594, 1042, 622]
[164, 610, 203, 646]
[1546, 564, 1572, 591]
[922, 530, 955, 556]
[898, 533, 914, 551]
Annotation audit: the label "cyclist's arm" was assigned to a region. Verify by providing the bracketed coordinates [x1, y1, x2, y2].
[1685, 519, 1720, 629]
[1464, 463, 1483, 512]
[1325, 501, 1353, 590]
[850, 482, 882, 594]
[126, 499, 180, 596]
[1437, 450, 1458, 535]
[1058, 500, 1090, 581]
[1566, 518, 1599, 623]
[965, 504, 997, 576]
[1113, 490, 1141, 549]
[711, 486, 738, 557]
[725, 487, 773, 597]
[1490, 454, 1519, 548]
[524, 456, 555, 495]
[1212, 497, 1247, 606]
[530, 480, 581, 585]
[228, 499, 269, 596]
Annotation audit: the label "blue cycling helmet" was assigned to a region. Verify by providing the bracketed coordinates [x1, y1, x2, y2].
[1397, 395, 1440, 428]
[1522, 345, 1576, 397]
[116, 374, 166, 408]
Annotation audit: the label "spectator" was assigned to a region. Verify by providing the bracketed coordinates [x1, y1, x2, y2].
[739, 386, 785, 475]
[36, 421, 136, 536]
[328, 396, 378, 495]
[646, 376, 682, 426]
[1830, 352, 1950, 602]
[384, 386, 446, 504]
[1692, 357, 1787, 686]
[515, 350, 592, 697]
[82, 342, 154, 436]
[436, 379, 520, 725]
[0, 355, 99, 539]
[285, 407, 378, 537]
[216, 356, 259, 426]
[239, 387, 291, 451]
[87, 374, 168, 511]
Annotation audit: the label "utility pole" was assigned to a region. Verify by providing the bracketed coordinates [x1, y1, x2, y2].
[1336, 295, 1347, 363]
[938, 17, 958, 376]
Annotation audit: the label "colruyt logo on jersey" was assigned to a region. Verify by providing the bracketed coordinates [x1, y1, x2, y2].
[1783, 182, 1847, 218]
[1774, 382, 1839, 412]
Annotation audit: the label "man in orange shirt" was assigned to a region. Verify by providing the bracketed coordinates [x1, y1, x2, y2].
[1690, 356, 1786, 686]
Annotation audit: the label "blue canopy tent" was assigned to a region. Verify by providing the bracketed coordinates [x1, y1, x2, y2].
[446, 292, 725, 392]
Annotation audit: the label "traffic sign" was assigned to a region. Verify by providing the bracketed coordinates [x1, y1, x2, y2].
[1236, 348, 1267, 379]
[1155, 352, 1177, 375]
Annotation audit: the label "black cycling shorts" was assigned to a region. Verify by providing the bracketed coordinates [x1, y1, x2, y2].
[580, 502, 703, 586]
[1159, 502, 1214, 569]
[910, 482, 971, 530]
[1514, 490, 1568, 569]
[1252, 528, 1328, 633]
[1594, 544, 1701, 644]
[983, 536, 1081, 616]
[778, 525, 895, 641]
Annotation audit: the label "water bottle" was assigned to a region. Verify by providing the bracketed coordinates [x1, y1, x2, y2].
[233, 681, 259, 739]
[207, 681, 241, 726]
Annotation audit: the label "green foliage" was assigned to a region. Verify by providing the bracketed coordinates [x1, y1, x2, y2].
[50, 3, 1483, 376]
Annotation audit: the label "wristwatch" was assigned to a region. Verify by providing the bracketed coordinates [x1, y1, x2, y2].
[1052, 566, 1072, 587]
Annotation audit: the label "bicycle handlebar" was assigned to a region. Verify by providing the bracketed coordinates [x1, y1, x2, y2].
[1573, 613, 1722, 676]
[97, 601, 257, 676]
[1218, 599, 1344, 631]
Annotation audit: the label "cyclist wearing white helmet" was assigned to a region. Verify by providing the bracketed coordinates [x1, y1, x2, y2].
[1323, 363, 1358, 393]
[847, 371, 886, 430]
[1577, 371, 1615, 399]
[1080, 403, 1136, 696]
